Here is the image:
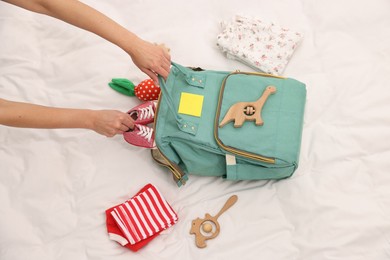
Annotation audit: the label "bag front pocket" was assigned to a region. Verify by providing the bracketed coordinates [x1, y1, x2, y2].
[214, 72, 287, 164]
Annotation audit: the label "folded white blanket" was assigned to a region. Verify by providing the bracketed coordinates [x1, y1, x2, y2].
[217, 15, 303, 75]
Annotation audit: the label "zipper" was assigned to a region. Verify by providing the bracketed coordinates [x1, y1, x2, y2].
[151, 148, 188, 187]
[231, 70, 285, 79]
[153, 91, 188, 186]
[165, 136, 225, 155]
[214, 72, 281, 164]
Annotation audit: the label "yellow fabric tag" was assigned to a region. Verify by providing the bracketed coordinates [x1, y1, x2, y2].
[178, 92, 204, 117]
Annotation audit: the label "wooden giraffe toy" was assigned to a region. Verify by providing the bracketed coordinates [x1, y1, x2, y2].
[219, 85, 277, 128]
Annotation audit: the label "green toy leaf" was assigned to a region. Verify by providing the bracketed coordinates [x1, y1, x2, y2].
[108, 78, 135, 96]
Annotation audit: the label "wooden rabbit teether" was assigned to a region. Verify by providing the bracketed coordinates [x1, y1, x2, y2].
[190, 195, 238, 248]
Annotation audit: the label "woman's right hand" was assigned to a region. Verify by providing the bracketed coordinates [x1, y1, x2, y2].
[127, 38, 171, 85]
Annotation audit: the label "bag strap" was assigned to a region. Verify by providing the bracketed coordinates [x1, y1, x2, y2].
[158, 62, 204, 135]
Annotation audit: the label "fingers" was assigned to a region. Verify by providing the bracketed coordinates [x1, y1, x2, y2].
[144, 56, 170, 81]
[98, 111, 135, 137]
[153, 43, 171, 78]
[155, 64, 170, 79]
[142, 68, 159, 85]
[159, 44, 171, 60]
[118, 124, 129, 132]
[157, 43, 170, 52]
[102, 126, 125, 138]
[116, 113, 134, 133]
[121, 113, 134, 129]
[131, 40, 171, 84]
[155, 43, 171, 55]
[104, 125, 128, 137]
[160, 45, 171, 70]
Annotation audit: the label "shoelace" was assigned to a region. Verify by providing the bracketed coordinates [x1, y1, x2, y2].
[136, 125, 154, 142]
[138, 105, 155, 120]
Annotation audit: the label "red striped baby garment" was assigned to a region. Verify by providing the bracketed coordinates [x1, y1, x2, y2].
[106, 183, 178, 250]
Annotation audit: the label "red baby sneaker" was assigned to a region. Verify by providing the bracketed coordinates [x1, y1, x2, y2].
[123, 124, 156, 148]
[127, 101, 157, 125]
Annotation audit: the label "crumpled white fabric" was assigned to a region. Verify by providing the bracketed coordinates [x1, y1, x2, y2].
[217, 15, 303, 75]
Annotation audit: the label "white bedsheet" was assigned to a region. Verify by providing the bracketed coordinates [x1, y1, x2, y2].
[1, 0, 390, 259]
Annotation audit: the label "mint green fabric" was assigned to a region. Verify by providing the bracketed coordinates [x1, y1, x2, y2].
[154, 62, 306, 181]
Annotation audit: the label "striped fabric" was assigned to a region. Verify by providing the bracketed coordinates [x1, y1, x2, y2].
[110, 184, 178, 245]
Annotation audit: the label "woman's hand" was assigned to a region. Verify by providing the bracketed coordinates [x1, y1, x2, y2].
[0, 98, 134, 137]
[128, 38, 171, 84]
[3, 0, 172, 84]
[88, 110, 134, 137]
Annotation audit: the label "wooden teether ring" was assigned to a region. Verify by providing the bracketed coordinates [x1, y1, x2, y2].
[190, 195, 238, 248]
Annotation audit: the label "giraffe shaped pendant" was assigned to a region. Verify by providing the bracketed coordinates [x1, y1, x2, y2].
[219, 85, 277, 128]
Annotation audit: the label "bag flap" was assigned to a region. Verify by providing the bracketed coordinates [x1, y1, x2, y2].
[215, 72, 306, 165]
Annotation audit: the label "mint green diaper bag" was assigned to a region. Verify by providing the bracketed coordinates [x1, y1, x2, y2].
[152, 62, 306, 187]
